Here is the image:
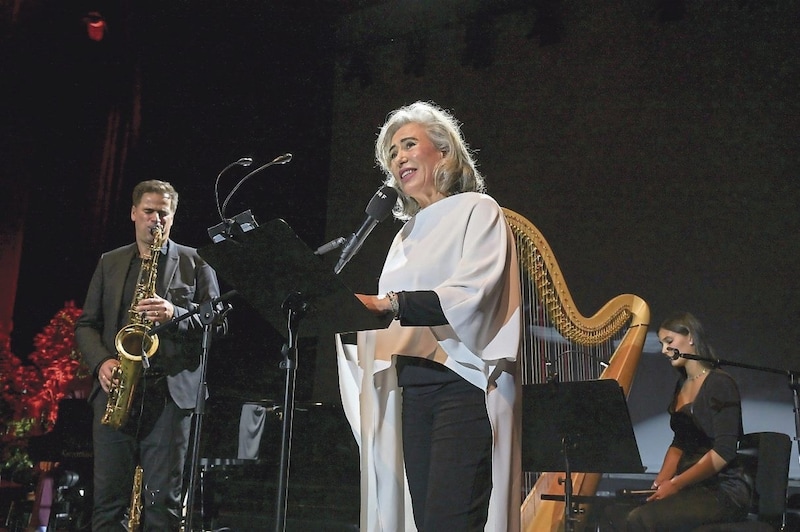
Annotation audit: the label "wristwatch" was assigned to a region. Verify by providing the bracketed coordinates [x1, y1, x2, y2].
[386, 291, 400, 319]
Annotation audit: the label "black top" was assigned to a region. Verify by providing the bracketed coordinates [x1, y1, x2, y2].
[668, 369, 752, 508]
[394, 290, 448, 327]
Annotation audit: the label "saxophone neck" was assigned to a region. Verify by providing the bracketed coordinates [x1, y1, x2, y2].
[138, 224, 165, 257]
[151, 223, 164, 243]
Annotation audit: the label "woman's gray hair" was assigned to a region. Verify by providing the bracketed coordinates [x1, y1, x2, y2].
[375, 101, 485, 220]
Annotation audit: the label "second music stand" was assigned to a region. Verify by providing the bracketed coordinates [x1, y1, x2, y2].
[522, 379, 645, 532]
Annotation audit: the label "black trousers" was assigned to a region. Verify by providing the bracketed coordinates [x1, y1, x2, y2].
[609, 483, 748, 532]
[401, 378, 492, 532]
[91, 384, 191, 531]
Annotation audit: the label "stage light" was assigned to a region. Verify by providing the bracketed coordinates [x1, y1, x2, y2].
[83, 11, 107, 42]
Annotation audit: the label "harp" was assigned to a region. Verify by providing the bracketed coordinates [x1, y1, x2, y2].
[502, 208, 650, 532]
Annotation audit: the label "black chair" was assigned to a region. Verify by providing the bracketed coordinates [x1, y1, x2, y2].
[694, 431, 793, 532]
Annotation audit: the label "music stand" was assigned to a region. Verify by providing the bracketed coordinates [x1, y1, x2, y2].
[522, 379, 645, 532]
[148, 295, 232, 532]
[199, 218, 391, 532]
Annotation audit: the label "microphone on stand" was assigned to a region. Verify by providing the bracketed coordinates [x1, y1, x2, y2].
[334, 185, 398, 274]
[667, 348, 718, 366]
[314, 236, 347, 256]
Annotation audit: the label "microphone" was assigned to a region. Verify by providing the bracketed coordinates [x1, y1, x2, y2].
[334, 185, 398, 274]
[146, 290, 238, 337]
[667, 348, 717, 365]
[219, 153, 293, 220]
[212, 289, 239, 306]
[314, 236, 347, 256]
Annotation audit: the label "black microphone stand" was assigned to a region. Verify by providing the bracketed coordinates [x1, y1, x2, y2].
[260, 239, 343, 531]
[678, 351, 800, 470]
[147, 292, 233, 532]
[274, 292, 308, 532]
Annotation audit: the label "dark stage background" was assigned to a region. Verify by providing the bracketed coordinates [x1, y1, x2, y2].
[2, 1, 342, 406]
[318, 0, 800, 477]
[1, 0, 799, 503]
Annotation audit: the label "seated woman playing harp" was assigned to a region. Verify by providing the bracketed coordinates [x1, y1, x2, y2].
[618, 311, 752, 531]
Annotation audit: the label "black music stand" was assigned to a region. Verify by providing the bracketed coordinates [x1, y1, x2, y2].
[522, 379, 645, 532]
[199, 218, 391, 532]
[148, 293, 232, 532]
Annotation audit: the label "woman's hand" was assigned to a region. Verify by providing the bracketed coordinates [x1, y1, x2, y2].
[356, 293, 394, 315]
[647, 478, 680, 501]
[647, 450, 724, 502]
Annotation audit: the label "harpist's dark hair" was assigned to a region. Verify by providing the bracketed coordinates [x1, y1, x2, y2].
[660, 311, 718, 372]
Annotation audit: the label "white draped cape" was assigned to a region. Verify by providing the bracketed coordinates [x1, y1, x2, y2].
[336, 192, 522, 531]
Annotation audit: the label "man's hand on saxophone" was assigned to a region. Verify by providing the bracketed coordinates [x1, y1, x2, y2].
[135, 295, 175, 325]
[98, 358, 120, 394]
[97, 295, 175, 393]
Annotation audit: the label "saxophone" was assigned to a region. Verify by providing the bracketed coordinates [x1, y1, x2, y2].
[101, 224, 165, 430]
[128, 465, 144, 531]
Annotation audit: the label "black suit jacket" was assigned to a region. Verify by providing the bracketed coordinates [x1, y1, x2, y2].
[75, 239, 221, 409]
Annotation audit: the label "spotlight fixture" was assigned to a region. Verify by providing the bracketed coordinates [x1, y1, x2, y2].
[83, 11, 107, 42]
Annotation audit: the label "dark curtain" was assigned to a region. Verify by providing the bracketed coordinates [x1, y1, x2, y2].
[1, 0, 140, 355]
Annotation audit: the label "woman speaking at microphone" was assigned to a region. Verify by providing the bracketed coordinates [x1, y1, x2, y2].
[336, 101, 522, 532]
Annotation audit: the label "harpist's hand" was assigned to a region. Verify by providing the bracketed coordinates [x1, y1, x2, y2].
[647, 478, 680, 501]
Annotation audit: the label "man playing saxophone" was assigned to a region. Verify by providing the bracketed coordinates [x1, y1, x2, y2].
[75, 179, 223, 531]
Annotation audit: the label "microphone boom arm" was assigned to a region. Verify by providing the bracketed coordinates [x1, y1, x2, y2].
[669, 347, 800, 472]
